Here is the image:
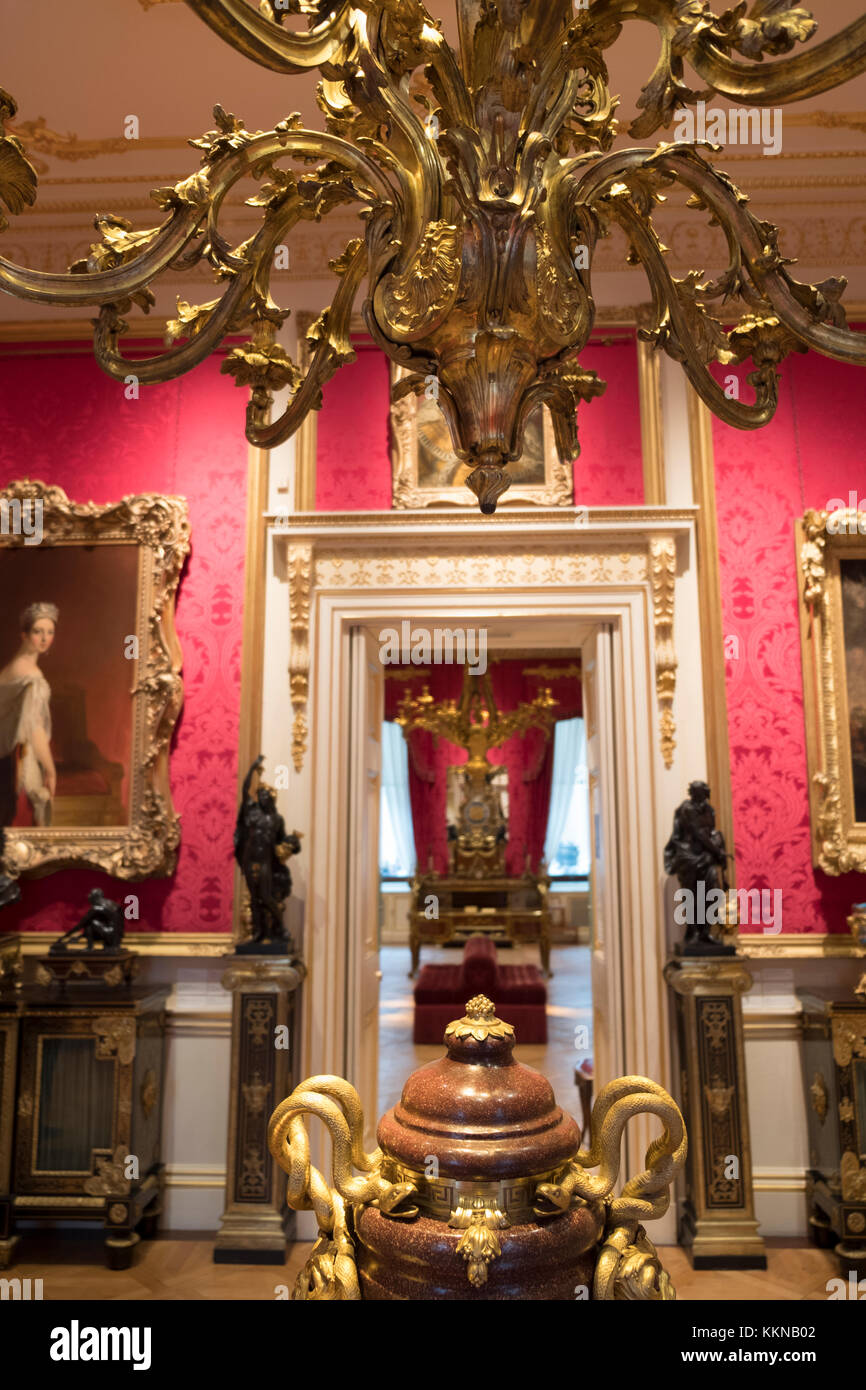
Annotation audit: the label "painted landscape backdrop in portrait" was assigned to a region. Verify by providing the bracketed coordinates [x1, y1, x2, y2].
[416, 401, 546, 491]
[0, 544, 138, 829]
[841, 557, 866, 825]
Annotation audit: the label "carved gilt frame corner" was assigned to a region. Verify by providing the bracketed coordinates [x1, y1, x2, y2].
[0, 479, 189, 880]
[797, 508, 866, 874]
[389, 363, 572, 510]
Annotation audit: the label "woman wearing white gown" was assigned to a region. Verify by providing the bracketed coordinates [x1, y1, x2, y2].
[0, 603, 58, 827]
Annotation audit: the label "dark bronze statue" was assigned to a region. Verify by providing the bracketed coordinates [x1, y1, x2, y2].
[664, 780, 735, 956]
[234, 756, 301, 954]
[49, 888, 125, 953]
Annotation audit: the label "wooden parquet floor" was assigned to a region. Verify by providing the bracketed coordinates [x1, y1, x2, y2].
[8, 1233, 840, 1301]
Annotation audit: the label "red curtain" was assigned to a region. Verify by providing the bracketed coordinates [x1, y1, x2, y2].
[384, 659, 581, 874]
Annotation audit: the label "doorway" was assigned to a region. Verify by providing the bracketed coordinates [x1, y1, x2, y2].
[295, 511, 695, 1219]
[376, 630, 597, 1132]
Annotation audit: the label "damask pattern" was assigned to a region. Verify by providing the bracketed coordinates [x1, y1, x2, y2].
[316, 343, 393, 511]
[712, 347, 864, 934]
[0, 345, 247, 934]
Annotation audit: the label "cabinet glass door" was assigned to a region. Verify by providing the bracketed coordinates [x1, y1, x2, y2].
[35, 1037, 114, 1173]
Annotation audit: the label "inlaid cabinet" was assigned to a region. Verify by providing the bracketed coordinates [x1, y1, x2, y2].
[799, 988, 866, 1273]
[0, 979, 168, 1269]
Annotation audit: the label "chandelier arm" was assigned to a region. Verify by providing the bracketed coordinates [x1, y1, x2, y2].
[182, 0, 356, 76]
[538, 66, 587, 147]
[0, 208, 204, 307]
[688, 21, 866, 107]
[589, 2, 866, 131]
[91, 276, 253, 385]
[0, 125, 394, 309]
[200, 127, 399, 240]
[88, 190, 311, 386]
[603, 196, 778, 428]
[244, 238, 368, 449]
[649, 147, 866, 366]
[573, 143, 866, 368]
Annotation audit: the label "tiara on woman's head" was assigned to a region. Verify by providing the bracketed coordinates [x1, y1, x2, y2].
[20, 602, 59, 631]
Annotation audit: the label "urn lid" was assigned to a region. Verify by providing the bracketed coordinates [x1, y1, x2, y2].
[377, 995, 580, 1180]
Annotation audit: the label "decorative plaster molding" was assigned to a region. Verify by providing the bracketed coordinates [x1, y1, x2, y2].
[649, 538, 677, 769]
[287, 542, 313, 773]
[280, 513, 690, 773]
[8, 208, 866, 289]
[785, 111, 866, 133]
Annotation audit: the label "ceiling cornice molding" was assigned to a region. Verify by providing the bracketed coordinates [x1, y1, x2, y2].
[7, 209, 866, 289]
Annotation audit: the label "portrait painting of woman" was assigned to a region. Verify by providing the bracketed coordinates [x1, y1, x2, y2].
[0, 602, 58, 827]
[0, 483, 187, 879]
[0, 541, 139, 832]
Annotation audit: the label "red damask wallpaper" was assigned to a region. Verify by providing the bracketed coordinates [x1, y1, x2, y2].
[713, 347, 865, 934]
[314, 333, 644, 509]
[0, 343, 248, 935]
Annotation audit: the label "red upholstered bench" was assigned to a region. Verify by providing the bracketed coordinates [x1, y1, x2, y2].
[413, 934, 547, 1044]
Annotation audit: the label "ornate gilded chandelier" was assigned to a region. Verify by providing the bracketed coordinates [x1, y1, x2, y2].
[1, 1, 866, 512]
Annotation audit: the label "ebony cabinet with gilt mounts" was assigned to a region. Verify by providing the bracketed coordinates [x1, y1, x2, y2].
[0, 975, 168, 1270]
[798, 986, 866, 1274]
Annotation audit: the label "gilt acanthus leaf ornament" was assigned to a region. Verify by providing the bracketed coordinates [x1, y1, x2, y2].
[1, 4, 865, 510]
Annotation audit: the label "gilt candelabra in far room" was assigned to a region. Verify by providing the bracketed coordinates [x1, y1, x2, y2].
[1, 2, 866, 511]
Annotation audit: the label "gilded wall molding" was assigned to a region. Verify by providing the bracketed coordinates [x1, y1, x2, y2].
[797, 509, 866, 874]
[636, 305, 665, 506]
[6, 121, 181, 167]
[287, 542, 313, 773]
[649, 537, 677, 769]
[233, 444, 271, 941]
[687, 389, 737, 884]
[737, 932, 866, 959]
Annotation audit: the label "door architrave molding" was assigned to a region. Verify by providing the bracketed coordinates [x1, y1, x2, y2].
[280, 509, 702, 1242]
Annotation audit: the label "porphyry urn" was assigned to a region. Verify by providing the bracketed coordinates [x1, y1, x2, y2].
[268, 996, 686, 1299]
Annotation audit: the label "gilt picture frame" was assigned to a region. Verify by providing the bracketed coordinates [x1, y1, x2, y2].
[0, 479, 189, 880]
[389, 363, 573, 509]
[798, 509, 866, 874]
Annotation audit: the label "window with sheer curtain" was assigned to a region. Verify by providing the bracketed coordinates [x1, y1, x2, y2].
[379, 720, 416, 880]
[378, 717, 589, 881]
[543, 717, 590, 876]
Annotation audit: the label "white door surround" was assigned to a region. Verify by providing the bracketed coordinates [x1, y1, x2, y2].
[275, 507, 704, 1240]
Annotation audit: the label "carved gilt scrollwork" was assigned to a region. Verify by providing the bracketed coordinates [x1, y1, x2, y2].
[799, 509, 866, 874]
[0, 480, 188, 881]
[287, 542, 312, 774]
[650, 537, 678, 768]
